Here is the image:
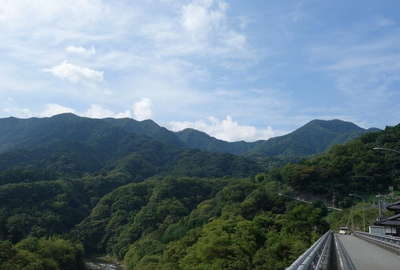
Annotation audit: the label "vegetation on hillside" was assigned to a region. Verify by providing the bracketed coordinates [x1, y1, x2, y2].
[177, 119, 377, 158]
[0, 114, 376, 161]
[263, 124, 400, 207]
[0, 237, 84, 270]
[0, 114, 398, 269]
[75, 177, 328, 270]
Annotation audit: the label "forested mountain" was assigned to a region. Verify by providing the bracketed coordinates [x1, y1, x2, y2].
[0, 113, 182, 154]
[262, 124, 400, 207]
[0, 114, 260, 179]
[74, 177, 328, 270]
[176, 119, 379, 157]
[0, 114, 377, 160]
[0, 113, 395, 270]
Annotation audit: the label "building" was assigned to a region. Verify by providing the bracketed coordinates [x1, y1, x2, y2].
[374, 200, 400, 236]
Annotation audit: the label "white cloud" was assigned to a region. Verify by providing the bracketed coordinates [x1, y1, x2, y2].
[181, 0, 226, 36]
[0, 0, 259, 128]
[41, 103, 76, 117]
[2, 107, 33, 118]
[43, 61, 104, 83]
[0, 0, 130, 35]
[65, 45, 96, 56]
[132, 98, 152, 121]
[38, 100, 153, 120]
[180, 0, 248, 54]
[8, 101, 153, 120]
[39, 103, 130, 118]
[139, 0, 250, 58]
[84, 104, 131, 119]
[168, 115, 284, 142]
[315, 40, 400, 105]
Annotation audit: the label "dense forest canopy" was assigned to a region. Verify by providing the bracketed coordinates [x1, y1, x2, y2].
[0, 114, 376, 160]
[0, 114, 398, 270]
[274, 125, 400, 207]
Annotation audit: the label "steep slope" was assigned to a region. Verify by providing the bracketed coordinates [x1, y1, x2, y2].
[0, 114, 378, 162]
[0, 116, 260, 180]
[177, 119, 378, 157]
[0, 113, 183, 154]
[73, 177, 328, 269]
[246, 119, 370, 157]
[175, 128, 251, 155]
[270, 123, 400, 206]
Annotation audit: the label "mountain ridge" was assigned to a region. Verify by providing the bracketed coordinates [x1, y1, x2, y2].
[176, 118, 379, 157]
[0, 114, 379, 159]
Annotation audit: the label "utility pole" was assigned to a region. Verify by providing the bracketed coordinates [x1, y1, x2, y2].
[349, 193, 366, 231]
[362, 204, 366, 232]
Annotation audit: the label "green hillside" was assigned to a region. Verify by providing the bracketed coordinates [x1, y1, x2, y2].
[0, 114, 397, 270]
[263, 124, 400, 207]
[0, 114, 183, 154]
[0, 114, 377, 161]
[177, 119, 378, 158]
[74, 177, 328, 270]
[0, 115, 260, 180]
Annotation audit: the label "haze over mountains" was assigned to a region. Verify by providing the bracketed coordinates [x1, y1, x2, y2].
[0, 113, 258, 179]
[0, 113, 397, 270]
[0, 113, 379, 157]
[176, 119, 379, 157]
[0, 113, 380, 180]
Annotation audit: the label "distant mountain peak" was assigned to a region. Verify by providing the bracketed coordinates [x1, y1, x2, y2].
[0, 114, 381, 160]
[301, 119, 364, 133]
[307, 118, 360, 126]
[50, 113, 80, 119]
[140, 119, 160, 127]
[175, 118, 377, 157]
[178, 128, 212, 137]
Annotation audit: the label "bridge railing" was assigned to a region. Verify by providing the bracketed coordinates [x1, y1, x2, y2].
[286, 230, 333, 270]
[287, 231, 359, 270]
[333, 234, 356, 270]
[353, 231, 400, 254]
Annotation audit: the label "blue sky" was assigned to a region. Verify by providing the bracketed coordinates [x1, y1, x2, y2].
[1, 0, 399, 141]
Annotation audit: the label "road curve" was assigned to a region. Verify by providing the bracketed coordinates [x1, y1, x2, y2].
[337, 234, 400, 270]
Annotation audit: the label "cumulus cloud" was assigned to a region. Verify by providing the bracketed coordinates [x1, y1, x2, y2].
[132, 98, 152, 121]
[43, 61, 104, 83]
[181, 0, 227, 36]
[141, 0, 249, 57]
[37, 100, 152, 120]
[168, 116, 284, 142]
[177, 0, 249, 56]
[65, 45, 96, 56]
[1, 0, 257, 127]
[39, 103, 131, 119]
[41, 103, 76, 117]
[84, 104, 131, 119]
[2, 107, 33, 118]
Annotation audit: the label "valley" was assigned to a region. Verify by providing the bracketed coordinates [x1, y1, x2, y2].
[0, 114, 398, 270]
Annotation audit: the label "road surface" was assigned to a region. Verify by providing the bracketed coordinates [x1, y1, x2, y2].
[337, 234, 400, 270]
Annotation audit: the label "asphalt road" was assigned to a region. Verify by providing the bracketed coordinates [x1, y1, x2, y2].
[337, 234, 400, 270]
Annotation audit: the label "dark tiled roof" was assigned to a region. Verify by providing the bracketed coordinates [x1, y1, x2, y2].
[379, 220, 400, 226]
[386, 201, 400, 211]
[375, 213, 400, 226]
[385, 213, 400, 221]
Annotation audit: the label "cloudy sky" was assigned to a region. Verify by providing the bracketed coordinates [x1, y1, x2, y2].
[1, 0, 399, 141]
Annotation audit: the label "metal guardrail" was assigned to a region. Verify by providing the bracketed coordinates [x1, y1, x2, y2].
[333, 234, 356, 270]
[353, 231, 400, 255]
[288, 230, 400, 270]
[287, 230, 333, 270]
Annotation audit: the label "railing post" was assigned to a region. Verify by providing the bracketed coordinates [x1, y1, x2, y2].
[286, 230, 333, 270]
